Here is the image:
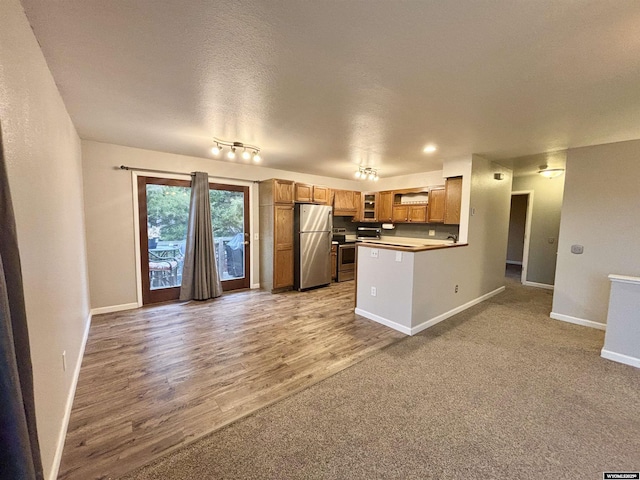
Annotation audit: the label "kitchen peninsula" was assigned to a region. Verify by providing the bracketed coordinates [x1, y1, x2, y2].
[355, 240, 503, 336]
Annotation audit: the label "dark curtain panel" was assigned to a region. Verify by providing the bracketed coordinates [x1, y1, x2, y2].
[0, 124, 44, 479]
[179, 172, 223, 301]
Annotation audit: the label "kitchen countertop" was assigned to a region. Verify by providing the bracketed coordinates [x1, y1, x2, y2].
[357, 236, 466, 252]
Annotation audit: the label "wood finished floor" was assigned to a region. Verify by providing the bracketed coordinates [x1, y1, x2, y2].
[58, 282, 405, 480]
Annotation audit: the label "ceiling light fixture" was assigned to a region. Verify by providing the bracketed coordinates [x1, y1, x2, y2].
[538, 164, 565, 178]
[212, 138, 261, 163]
[423, 144, 437, 153]
[355, 166, 379, 181]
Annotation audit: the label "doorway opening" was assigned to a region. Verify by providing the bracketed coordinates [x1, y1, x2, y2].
[138, 176, 250, 304]
[506, 191, 533, 284]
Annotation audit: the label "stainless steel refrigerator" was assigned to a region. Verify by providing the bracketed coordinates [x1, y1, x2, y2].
[294, 204, 333, 291]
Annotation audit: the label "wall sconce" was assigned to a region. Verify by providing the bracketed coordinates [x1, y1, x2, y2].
[538, 164, 564, 178]
[212, 138, 261, 163]
[354, 166, 379, 181]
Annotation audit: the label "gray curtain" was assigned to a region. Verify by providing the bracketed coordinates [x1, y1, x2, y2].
[0, 124, 44, 479]
[180, 172, 223, 300]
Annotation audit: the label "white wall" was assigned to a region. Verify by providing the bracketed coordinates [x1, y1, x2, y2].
[512, 173, 564, 285]
[82, 140, 366, 310]
[0, 2, 90, 478]
[552, 139, 640, 327]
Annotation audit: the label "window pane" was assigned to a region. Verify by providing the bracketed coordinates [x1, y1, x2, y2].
[210, 189, 246, 280]
[146, 184, 189, 290]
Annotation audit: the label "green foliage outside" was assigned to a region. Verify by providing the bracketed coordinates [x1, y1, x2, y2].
[146, 185, 244, 241]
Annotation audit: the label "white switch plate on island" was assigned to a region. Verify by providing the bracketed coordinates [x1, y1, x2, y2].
[395, 251, 402, 262]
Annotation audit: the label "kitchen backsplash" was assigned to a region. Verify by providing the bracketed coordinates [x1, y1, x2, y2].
[383, 223, 459, 240]
[332, 216, 358, 233]
[332, 216, 459, 240]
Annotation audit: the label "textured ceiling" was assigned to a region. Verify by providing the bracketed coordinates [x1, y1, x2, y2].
[20, 0, 640, 179]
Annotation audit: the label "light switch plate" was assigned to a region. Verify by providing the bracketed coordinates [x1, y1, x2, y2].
[395, 251, 402, 262]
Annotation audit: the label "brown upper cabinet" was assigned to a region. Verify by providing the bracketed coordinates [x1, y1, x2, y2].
[360, 192, 378, 222]
[391, 188, 429, 223]
[377, 191, 394, 222]
[312, 185, 330, 204]
[427, 187, 446, 223]
[392, 204, 427, 223]
[273, 179, 295, 204]
[294, 183, 330, 204]
[294, 183, 313, 203]
[444, 176, 462, 224]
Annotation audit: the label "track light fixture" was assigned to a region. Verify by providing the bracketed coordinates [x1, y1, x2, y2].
[355, 166, 379, 181]
[211, 138, 261, 163]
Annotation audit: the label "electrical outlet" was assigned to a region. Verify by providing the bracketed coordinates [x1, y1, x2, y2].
[395, 251, 402, 262]
[370, 248, 379, 258]
[429, 230, 436, 236]
[455, 284, 459, 293]
[62, 351, 67, 372]
[370, 286, 377, 297]
[571, 244, 584, 254]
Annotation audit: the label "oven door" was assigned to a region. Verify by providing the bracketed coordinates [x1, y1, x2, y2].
[337, 244, 356, 282]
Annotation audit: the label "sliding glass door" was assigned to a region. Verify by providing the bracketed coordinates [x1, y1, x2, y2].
[138, 176, 250, 304]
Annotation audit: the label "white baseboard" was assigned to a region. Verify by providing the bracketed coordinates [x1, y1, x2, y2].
[251, 283, 260, 289]
[355, 286, 506, 337]
[354, 308, 412, 335]
[90, 302, 139, 316]
[523, 281, 554, 290]
[48, 312, 92, 480]
[601, 349, 640, 369]
[411, 286, 506, 335]
[550, 312, 606, 330]
[506, 260, 523, 266]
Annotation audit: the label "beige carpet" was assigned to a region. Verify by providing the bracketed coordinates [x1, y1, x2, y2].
[122, 278, 640, 479]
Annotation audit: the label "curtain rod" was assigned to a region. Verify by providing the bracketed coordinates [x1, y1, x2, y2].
[118, 165, 260, 184]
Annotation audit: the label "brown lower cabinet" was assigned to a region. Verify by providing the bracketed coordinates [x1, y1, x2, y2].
[273, 205, 294, 289]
